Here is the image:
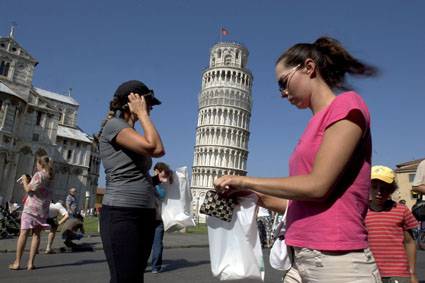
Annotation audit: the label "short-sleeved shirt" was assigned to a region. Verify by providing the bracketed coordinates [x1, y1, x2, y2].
[285, 91, 372, 251]
[48, 202, 68, 218]
[23, 170, 52, 219]
[66, 194, 78, 215]
[365, 202, 418, 277]
[99, 117, 154, 208]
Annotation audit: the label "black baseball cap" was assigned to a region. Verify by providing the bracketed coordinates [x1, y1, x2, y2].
[114, 80, 161, 106]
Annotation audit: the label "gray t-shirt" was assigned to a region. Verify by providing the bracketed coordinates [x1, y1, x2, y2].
[99, 117, 154, 208]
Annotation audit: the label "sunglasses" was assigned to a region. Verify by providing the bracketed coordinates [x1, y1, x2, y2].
[277, 64, 301, 94]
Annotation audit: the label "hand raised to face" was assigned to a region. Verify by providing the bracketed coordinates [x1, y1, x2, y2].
[127, 92, 149, 117]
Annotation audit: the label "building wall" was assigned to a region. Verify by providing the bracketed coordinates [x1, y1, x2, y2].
[0, 34, 99, 209]
[394, 159, 424, 209]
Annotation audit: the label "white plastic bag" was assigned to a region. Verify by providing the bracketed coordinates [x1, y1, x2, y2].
[269, 201, 291, 271]
[161, 166, 195, 232]
[207, 196, 264, 281]
[269, 238, 291, 271]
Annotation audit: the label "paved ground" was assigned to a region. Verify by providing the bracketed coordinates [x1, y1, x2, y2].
[1, 232, 425, 283]
[0, 231, 208, 253]
[0, 247, 283, 283]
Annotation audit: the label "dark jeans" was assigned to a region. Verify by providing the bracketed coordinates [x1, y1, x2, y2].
[151, 220, 164, 271]
[100, 205, 156, 283]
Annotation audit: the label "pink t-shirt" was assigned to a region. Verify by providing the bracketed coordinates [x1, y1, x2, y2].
[285, 91, 372, 251]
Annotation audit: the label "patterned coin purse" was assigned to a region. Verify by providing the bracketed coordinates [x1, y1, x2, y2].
[199, 190, 235, 222]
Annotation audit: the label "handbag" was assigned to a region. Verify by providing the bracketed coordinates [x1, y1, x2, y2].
[199, 190, 235, 222]
[412, 197, 425, 221]
[269, 201, 291, 271]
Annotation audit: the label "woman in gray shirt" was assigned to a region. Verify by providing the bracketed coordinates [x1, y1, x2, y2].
[98, 80, 164, 283]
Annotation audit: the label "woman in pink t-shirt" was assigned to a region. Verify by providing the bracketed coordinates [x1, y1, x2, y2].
[214, 37, 380, 282]
[9, 155, 53, 271]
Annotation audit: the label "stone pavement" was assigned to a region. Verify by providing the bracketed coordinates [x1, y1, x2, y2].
[0, 231, 209, 253]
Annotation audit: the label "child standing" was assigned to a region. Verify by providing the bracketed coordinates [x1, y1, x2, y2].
[9, 155, 53, 270]
[365, 165, 418, 283]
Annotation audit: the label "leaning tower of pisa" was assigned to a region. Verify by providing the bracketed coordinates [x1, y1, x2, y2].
[191, 42, 253, 222]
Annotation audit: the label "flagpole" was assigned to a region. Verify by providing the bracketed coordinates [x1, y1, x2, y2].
[219, 27, 222, 42]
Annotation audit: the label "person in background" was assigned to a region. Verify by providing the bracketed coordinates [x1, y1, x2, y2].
[45, 200, 69, 254]
[66, 187, 78, 217]
[256, 206, 272, 248]
[62, 213, 85, 248]
[98, 80, 164, 283]
[9, 155, 53, 270]
[411, 159, 425, 195]
[150, 162, 173, 274]
[214, 36, 380, 282]
[365, 165, 418, 283]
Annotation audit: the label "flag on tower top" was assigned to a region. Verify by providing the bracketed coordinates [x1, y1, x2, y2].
[221, 27, 229, 36]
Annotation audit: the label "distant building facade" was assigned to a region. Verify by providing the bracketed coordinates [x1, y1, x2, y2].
[191, 42, 253, 222]
[0, 28, 100, 209]
[394, 158, 425, 208]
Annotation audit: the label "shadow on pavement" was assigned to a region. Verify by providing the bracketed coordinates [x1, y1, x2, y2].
[58, 243, 96, 253]
[35, 259, 106, 270]
[146, 258, 210, 272]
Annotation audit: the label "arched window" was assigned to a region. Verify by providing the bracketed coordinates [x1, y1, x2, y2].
[224, 55, 232, 65]
[0, 60, 10, 77]
[217, 49, 222, 58]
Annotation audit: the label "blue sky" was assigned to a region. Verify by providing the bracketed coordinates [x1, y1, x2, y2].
[1, 1, 424, 186]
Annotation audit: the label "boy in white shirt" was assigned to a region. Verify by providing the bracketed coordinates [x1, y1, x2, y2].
[45, 200, 69, 254]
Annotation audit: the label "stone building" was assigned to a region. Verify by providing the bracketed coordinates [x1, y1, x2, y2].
[394, 158, 425, 208]
[0, 28, 100, 209]
[191, 42, 253, 222]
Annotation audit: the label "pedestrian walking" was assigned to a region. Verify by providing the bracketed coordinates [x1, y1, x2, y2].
[45, 200, 69, 254]
[365, 165, 418, 283]
[214, 36, 380, 282]
[9, 155, 53, 271]
[150, 162, 173, 274]
[98, 80, 164, 283]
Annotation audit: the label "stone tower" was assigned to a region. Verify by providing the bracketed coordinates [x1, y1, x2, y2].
[191, 42, 253, 222]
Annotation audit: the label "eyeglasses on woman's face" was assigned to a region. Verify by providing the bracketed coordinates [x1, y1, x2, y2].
[277, 64, 301, 95]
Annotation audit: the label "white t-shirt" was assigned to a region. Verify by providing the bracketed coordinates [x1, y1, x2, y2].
[48, 202, 68, 218]
[413, 160, 425, 186]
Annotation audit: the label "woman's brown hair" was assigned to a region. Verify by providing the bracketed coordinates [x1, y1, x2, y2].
[154, 162, 173, 184]
[276, 36, 378, 90]
[37, 155, 54, 180]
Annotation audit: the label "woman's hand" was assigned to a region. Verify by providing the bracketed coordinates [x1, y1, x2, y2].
[128, 92, 149, 118]
[213, 175, 247, 196]
[21, 174, 30, 185]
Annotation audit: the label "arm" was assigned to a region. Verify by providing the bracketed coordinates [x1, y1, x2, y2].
[215, 118, 363, 201]
[65, 196, 71, 211]
[22, 172, 42, 193]
[403, 230, 418, 283]
[256, 192, 288, 214]
[58, 213, 69, 226]
[412, 184, 425, 194]
[115, 94, 165, 157]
